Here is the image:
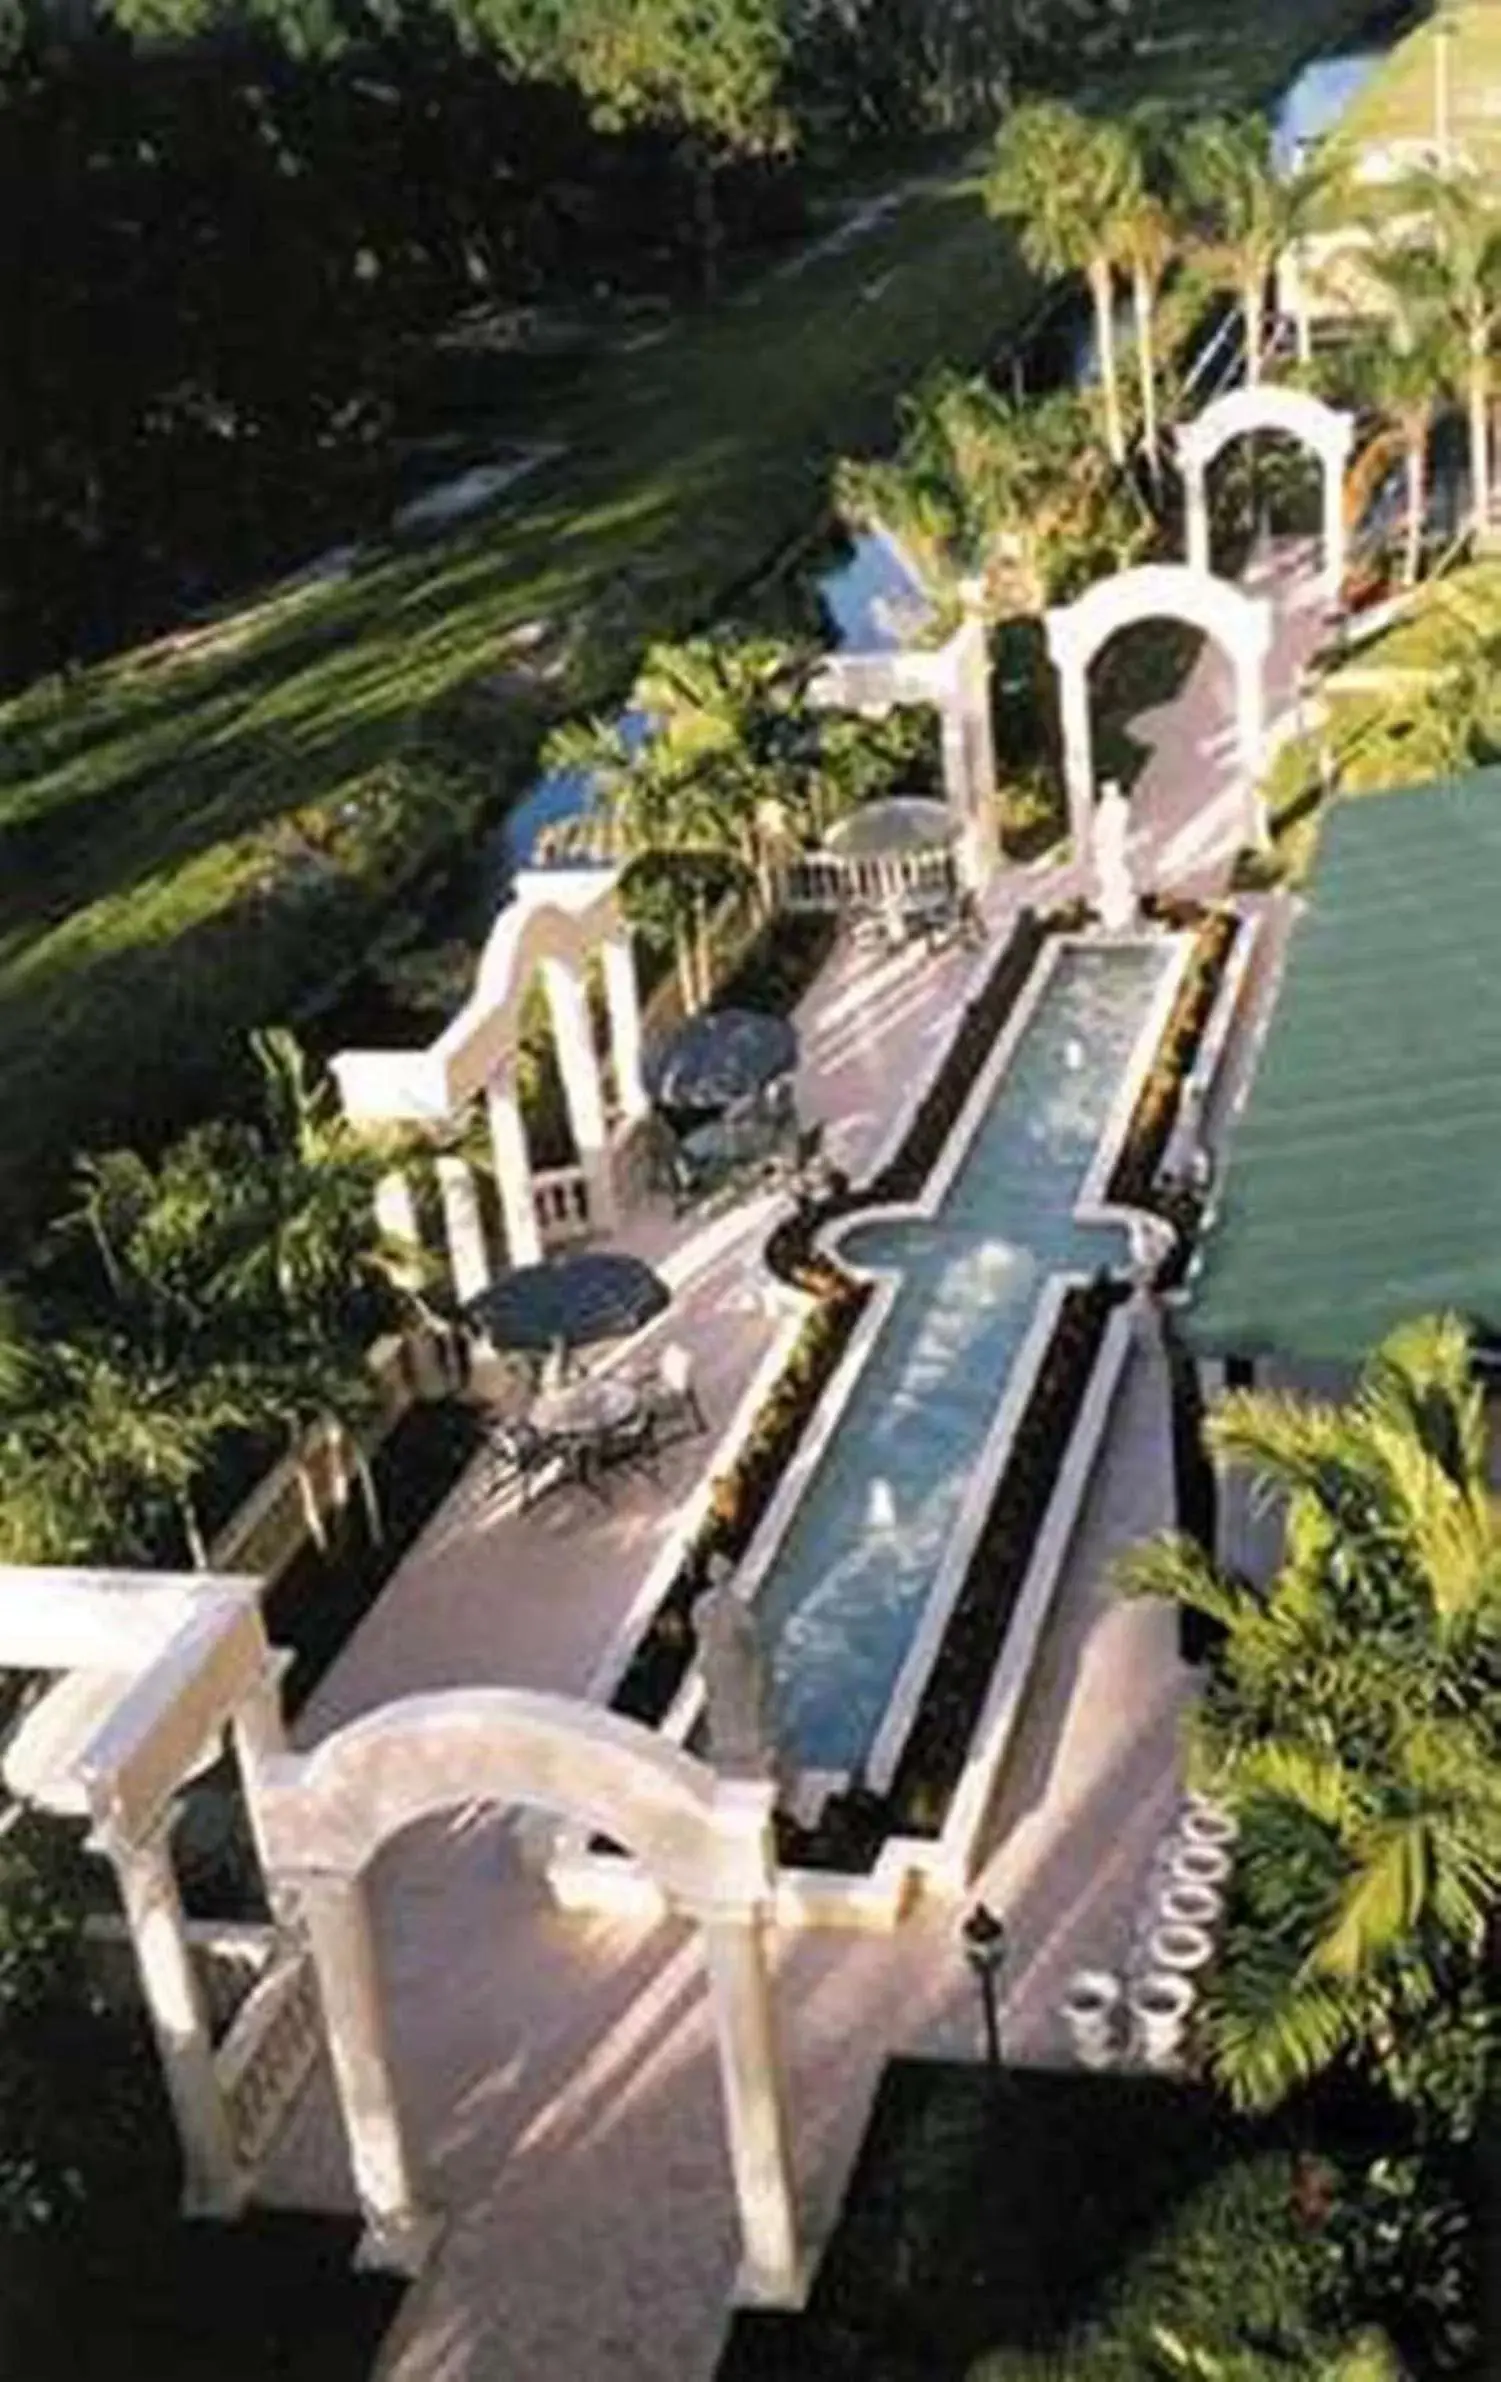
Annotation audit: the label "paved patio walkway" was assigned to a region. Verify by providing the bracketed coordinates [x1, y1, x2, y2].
[259, 539, 1330, 2381]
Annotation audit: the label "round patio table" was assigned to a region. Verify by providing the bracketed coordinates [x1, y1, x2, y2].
[531, 1375, 640, 1441]
[645, 1008, 798, 1113]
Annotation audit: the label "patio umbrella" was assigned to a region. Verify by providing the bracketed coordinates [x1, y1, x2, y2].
[824, 796, 958, 862]
[463, 1252, 670, 1353]
[644, 1007, 798, 1112]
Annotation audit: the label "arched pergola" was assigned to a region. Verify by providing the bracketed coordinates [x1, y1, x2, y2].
[247, 1690, 804, 2303]
[1044, 564, 1274, 862]
[1177, 385, 1355, 604]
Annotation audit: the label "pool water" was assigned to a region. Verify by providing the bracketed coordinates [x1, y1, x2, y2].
[752, 939, 1176, 1777]
[498, 530, 933, 879]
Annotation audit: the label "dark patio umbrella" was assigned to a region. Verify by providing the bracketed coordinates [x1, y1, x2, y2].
[463, 1252, 670, 1352]
[644, 1007, 798, 1113]
[824, 796, 958, 862]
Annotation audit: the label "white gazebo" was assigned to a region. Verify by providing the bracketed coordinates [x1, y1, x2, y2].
[332, 865, 648, 1300]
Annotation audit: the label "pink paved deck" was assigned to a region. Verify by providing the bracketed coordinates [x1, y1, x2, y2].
[259, 546, 1326, 2381]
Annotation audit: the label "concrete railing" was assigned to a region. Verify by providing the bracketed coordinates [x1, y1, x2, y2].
[214, 1947, 324, 2172]
[775, 847, 956, 914]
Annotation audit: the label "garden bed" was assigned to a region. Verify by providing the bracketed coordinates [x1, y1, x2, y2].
[715, 2059, 1462, 2382]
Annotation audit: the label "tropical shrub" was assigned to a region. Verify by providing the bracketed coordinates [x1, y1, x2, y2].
[1117, 1314, 1501, 2136]
[0, 1029, 426, 1567]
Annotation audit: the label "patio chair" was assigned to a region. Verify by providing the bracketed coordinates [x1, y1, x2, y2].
[668, 1143, 707, 1218]
[590, 1403, 661, 1486]
[760, 1073, 797, 1130]
[487, 1416, 564, 1512]
[636, 1341, 706, 1444]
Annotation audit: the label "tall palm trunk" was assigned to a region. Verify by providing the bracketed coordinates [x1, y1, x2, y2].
[1132, 259, 1159, 484]
[1242, 270, 1264, 387]
[1402, 412, 1429, 587]
[1088, 255, 1125, 466]
[1468, 320, 1491, 537]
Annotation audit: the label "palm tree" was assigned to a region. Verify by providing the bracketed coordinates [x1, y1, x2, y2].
[1182, 116, 1344, 386]
[836, 378, 1150, 617]
[1116, 1313, 1501, 2128]
[1380, 166, 1501, 536]
[1353, 300, 1458, 586]
[987, 100, 1137, 465]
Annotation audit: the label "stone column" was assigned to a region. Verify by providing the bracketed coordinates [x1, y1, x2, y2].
[374, 1169, 424, 1292]
[1183, 455, 1210, 577]
[294, 1868, 441, 2277]
[434, 1154, 490, 1305]
[699, 1905, 805, 2308]
[106, 1812, 243, 2215]
[229, 1657, 301, 1930]
[486, 1082, 541, 1269]
[1235, 647, 1269, 852]
[951, 597, 999, 885]
[601, 932, 650, 1124]
[1320, 426, 1352, 607]
[1047, 626, 1096, 861]
[541, 956, 615, 1230]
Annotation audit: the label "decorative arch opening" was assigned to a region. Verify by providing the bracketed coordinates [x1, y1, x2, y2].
[1044, 565, 1274, 866]
[1177, 386, 1355, 602]
[250, 1688, 803, 2303]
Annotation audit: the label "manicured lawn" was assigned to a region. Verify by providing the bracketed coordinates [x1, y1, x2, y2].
[0, 0, 1393, 1250]
[1333, 0, 1501, 177]
[1258, 558, 1501, 878]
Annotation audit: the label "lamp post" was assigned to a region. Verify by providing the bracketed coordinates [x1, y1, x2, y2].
[1435, 7, 1457, 173]
[960, 1903, 1007, 2075]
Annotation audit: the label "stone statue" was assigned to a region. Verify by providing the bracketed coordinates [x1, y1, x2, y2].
[1092, 780, 1137, 934]
[694, 1565, 777, 1783]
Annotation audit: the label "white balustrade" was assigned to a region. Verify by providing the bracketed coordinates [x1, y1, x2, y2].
[532, 1165, 593, 1247]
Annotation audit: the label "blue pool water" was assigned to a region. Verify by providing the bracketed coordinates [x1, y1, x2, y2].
[498, 531, 933, 879]
[752, 939, 1176, 1777]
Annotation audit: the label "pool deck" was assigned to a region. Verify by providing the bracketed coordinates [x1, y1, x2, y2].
[258, 540, 1329, 2381]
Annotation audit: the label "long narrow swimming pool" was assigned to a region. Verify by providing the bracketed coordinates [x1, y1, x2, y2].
[747, 938, 1180, 1779]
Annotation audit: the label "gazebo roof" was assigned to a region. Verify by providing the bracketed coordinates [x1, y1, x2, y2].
[1184, 769, 1501, 1365]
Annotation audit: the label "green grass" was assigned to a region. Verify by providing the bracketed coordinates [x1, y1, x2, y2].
[1258, 557, 1501, 880]
[0, 0, 1395, 1252]
[1333, 0, 1501, 176]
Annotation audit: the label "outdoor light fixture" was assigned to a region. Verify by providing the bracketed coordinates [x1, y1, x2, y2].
[960, 1902, 1008, 2074]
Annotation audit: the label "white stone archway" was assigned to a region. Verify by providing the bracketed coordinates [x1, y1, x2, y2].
[1177, 385, 1355, 605]
[333, 865, 647, 1298]
[247, 1689, 804, 2304]
[1044, 564, 1274, 862]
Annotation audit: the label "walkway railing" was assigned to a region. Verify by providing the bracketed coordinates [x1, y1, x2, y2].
[775, 847, 956, 913]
